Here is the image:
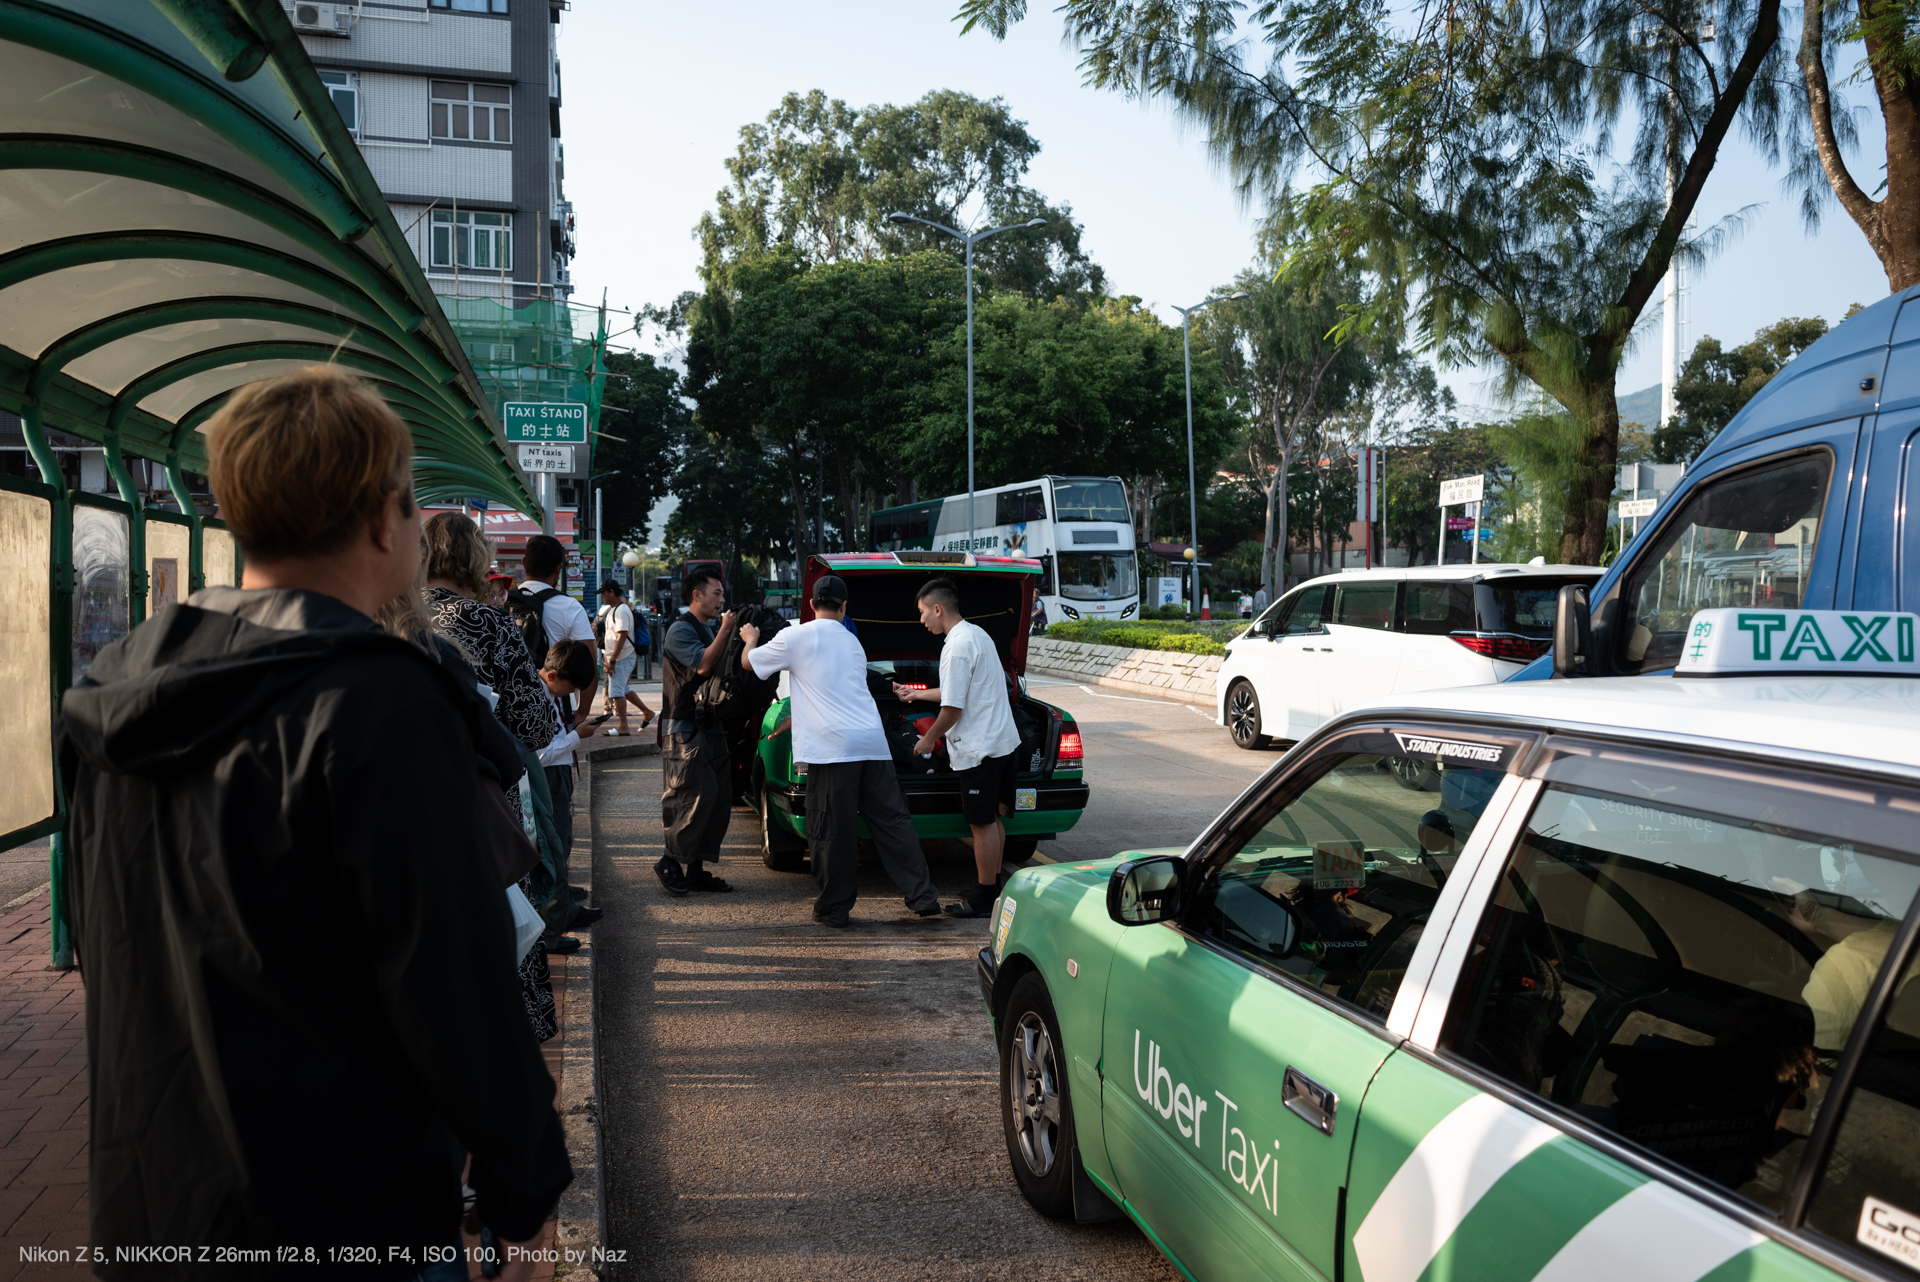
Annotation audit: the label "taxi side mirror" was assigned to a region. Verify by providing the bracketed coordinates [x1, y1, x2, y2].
[1108, 856, 1185, 925]
[1553, 584, 1591, 678]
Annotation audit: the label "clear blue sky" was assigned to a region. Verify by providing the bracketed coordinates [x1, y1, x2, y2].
[562, 0, 1891, 424]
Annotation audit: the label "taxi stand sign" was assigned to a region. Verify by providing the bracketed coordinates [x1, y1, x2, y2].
[1674, 608, 1920, 676]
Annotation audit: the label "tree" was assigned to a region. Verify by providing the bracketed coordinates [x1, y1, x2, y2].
[905, 293, 1236, 504]
[685, 249, 969, 560]
[1795, 0, 1920, 289]
[697, 89, 1103, 298]
[663, 427, 792, 590]
[1195, 267, 1374, 593]
[1652, 316, 1831, 463]
[1382, 422, 1504, 566]
[591, 352, 686, 549]
[959, 0, 1792, 564]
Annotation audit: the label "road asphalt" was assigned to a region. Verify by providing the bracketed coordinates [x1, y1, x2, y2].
[589, 675, 1269, 1278]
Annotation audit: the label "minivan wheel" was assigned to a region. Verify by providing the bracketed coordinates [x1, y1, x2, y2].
[1226, 681, 1271, 750]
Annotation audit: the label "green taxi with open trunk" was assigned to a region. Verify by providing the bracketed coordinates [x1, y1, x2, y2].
[750, 551, 1089, 870]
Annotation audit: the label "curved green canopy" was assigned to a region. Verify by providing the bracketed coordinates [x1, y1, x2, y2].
[0, 0, 537, 513]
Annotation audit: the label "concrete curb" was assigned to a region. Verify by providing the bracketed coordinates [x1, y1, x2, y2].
[1026, 637, 1224, 709]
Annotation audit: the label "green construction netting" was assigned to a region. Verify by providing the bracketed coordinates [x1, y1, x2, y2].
[439, 296, 605, 487]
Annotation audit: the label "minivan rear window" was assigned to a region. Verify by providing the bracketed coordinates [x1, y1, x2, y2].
[1402, 578, 1595, 638]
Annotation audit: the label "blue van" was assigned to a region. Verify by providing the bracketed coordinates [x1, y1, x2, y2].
[1523, 283, 1920, 679]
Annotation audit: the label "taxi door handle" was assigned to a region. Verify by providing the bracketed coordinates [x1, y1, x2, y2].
[1283, 1066, 1338, 1136]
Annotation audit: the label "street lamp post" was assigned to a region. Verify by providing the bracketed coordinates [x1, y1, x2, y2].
[589, 469, 621, 592]
[886, 211, 1048, 552]
[1171, 292, 1248, 617]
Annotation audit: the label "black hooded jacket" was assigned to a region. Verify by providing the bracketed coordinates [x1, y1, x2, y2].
[56, 588, 571, 1277]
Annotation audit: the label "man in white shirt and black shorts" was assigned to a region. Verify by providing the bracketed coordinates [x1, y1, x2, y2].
[894, 576, 1022, 919]
[741, 574, 940, 928]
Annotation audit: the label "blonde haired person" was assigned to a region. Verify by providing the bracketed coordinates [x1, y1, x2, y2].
[56, 366, 569, 1279]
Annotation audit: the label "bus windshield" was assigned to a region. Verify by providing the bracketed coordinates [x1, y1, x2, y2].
[1052, 480, 1128, 523]
[1058, 552, 1138, 601]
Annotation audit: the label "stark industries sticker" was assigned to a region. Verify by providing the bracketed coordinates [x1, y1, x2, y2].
[1859, 1195, 1920, 1268]
[1392, 731, 1506, 764]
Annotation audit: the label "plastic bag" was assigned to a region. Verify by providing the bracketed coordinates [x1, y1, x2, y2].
[505, 884, 544, 963]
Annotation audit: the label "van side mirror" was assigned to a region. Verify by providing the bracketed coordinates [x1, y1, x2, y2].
[1553, 584, 1591, 678]
[1107, 856, 1185, 925]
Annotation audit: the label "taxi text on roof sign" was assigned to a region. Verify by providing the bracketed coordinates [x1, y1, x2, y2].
[1673, 608, 1920, 676]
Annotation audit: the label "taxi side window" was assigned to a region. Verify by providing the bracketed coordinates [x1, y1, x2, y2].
[1804, 955, 1920, 1274]
[1440, 746, 1920, 1216]
[1614, 452, 1830, 675]
[1192, 744, 1506, 1021]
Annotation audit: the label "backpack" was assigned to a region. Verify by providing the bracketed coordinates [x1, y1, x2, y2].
[508, 586, 561, 669]
[693, 605, 787, 724]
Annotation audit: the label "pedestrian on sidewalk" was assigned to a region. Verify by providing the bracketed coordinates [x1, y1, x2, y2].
[895, 576, 1022, 919]
[656, 565, 740, 896]
[742, 574, 940, 928]
[596, 579, 654, 735]
[532, 638, 598, 952]
[509, 535, 600, 949]
[56, 365, 569, 1274]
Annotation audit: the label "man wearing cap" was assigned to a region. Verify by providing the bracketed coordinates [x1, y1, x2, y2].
[740, 574, 940, 928]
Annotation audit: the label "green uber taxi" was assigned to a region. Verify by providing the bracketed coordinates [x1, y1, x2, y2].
[981, 606, 1920, 1282]
[751, 551, 1089, 870]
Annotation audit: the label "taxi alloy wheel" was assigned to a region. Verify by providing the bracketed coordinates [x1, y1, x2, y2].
[1227, 681, 1271, 750]
[758, 768, 808, 873]
[999, 972, 1078, 1219]
[1011, 1011, 1063, 1176]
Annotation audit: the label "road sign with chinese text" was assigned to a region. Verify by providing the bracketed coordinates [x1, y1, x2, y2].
[502, 401, 588, 443]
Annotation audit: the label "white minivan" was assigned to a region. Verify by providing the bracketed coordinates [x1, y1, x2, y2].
[1216, 564, 1602, 749]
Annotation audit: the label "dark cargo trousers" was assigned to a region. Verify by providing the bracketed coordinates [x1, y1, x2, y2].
[806, 758, 939, 924]
[663, 729, 731, 869]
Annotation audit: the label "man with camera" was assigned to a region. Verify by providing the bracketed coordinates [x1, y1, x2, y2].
[656, 565, 741, 896]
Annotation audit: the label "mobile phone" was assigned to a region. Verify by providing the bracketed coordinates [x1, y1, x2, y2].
[586, 712, 613, 726]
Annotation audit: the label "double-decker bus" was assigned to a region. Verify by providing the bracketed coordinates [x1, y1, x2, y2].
[868, 475, 1141, 623]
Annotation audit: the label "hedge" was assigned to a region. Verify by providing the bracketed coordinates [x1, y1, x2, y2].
[1042, 619, 1231, 656]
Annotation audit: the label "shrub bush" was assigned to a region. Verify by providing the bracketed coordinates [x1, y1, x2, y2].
[1041, 619, 1228, 656]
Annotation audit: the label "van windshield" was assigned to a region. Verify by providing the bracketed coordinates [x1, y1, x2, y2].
[1615, 452, 1831, 674]
[1051, 481, 1128, 523]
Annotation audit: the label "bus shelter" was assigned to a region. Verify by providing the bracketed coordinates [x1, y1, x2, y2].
[0, 0, 540, 964]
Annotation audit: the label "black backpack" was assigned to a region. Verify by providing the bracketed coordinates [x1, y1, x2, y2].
[694, 605, 787, 724]
[508, 586, 561, 668]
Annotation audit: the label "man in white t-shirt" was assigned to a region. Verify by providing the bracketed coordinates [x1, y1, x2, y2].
[894, 576, 1021, 918]
[595, 580, 654, 735]
[741, 574, 939, 927]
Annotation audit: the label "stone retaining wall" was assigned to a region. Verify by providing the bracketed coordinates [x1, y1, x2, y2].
[1026, 637, 1222, 708]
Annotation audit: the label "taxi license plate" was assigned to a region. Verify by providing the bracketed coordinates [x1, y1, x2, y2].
[1015, 787, 1037, 811]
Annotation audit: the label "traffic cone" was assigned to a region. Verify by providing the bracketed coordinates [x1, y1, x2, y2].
[1201, 591, 1211, 621]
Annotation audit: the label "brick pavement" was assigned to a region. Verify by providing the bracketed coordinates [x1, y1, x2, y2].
[0, 892, 578, 1281]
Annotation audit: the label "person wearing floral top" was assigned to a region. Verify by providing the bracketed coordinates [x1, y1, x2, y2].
[421, 512, 562, 1041]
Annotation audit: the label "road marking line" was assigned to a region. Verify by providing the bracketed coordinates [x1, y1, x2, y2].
[1076, 685, 1182, 704]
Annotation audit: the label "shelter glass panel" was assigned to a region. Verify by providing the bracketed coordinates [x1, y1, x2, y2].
[0, 489, 54, 839]
[146, 518, 190, 613]
[203, 526, 237, 588]
[72, 504, 127, 681]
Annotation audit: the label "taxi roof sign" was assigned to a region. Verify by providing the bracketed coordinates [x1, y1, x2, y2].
[1673, 608, 1920, 676]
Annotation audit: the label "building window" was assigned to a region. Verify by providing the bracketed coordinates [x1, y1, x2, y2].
[318, 71, 357, 133]
[430, 210, 512, 271]
[431, 82, 511, 143]
[430, 0, 508, 11]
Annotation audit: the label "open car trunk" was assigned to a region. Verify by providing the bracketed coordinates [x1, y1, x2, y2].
[800, 553, 1056, 781]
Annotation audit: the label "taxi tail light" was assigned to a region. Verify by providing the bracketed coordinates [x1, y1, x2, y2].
[1056, 727, 1084, 764]
[1450, 632, 1552, 664]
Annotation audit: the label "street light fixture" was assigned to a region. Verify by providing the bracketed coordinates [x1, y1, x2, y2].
[1170, 291, 1249, 616]
[886, 210, 1048, 552]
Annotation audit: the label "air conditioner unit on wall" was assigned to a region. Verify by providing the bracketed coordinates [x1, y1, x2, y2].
[287, 1, 357, 37]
